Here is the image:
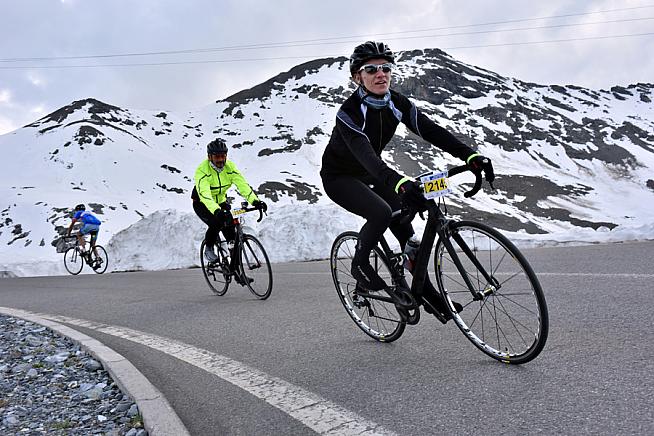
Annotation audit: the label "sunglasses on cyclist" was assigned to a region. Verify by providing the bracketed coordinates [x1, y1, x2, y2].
[358, 63, 394, 74]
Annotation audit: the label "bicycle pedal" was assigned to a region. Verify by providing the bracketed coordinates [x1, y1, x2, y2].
[423, 301, 450, 325]
[397, 307, 420, 325]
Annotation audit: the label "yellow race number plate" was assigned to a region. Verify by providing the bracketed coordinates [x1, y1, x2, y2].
[420, 171, 452, 199]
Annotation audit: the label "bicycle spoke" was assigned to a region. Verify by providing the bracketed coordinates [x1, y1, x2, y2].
[497, 270, 525, 287]
[493, 297, 533, 347]
[494, 291, 540, 317]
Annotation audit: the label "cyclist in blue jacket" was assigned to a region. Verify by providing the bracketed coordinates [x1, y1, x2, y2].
[66, 204, 102, 266]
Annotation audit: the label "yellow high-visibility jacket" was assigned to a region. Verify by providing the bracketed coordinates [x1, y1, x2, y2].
[192, 159, 258, 213]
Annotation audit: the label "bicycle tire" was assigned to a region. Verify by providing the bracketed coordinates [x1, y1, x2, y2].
[434, 220, 549, 364]
[238, 234, 273, 300]
[330, 231, 406, 343]
[200, 239, 230, 296]
[63, 247, 84, 275]
[91, 246, 109, 274]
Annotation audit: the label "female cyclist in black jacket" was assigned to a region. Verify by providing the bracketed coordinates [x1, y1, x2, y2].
[320, 41, 494, 320]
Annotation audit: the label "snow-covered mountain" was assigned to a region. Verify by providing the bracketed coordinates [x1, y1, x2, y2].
[1, 48, 653, 276]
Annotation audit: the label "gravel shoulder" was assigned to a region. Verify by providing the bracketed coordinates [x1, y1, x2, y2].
[1, 314, 149, 435]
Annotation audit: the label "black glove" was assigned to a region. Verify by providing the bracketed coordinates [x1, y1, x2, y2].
[397, 180, 427, 212]
[219, 202, 231, 211]
[213, 208, 231, 223]
[467, 154, 495, 183]
[252, 200, 267, 212]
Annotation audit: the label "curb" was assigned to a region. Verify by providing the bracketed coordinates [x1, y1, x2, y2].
[0, 307, 190, 436]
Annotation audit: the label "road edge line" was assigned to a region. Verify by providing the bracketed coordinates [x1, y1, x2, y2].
[0, 307, 190, 436]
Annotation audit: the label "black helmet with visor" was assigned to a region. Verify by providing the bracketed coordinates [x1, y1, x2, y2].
[349, 41, 395, 75]
[207, 138, 228, 155]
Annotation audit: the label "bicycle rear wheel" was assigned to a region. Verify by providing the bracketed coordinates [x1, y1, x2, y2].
[64, 247, 84, 275]
[330, 231, 405, 342]
[200, 239, 230, 296]
[434, 221, 548, 364]
[91, 246, 109, 274]
[238, 234, 273, 300]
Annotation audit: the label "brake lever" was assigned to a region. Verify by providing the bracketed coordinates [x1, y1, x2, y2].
[464, 172, 483, 198]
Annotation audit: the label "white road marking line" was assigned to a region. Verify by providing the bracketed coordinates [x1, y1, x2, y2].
[27, 311, 397, 436]
[533, 272, 654, 278]
[277, 271, 654, 278]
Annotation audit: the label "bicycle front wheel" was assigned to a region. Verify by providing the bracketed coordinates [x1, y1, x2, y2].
[64, 248, 84, 275]
[200, 239, 230, 296]
[239, 234, 273, 300]
[91, 246, 109, 274]
[434, 221, 548, 364]
[330, 232, 405, 343]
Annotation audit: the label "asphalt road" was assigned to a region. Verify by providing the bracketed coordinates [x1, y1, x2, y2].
[1, 241, 653, 435]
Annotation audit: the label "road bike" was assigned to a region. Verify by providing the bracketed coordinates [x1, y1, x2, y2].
[200, 202, 273, 300]
[330, 165, 549, 364]
[59, 235, 109, 275]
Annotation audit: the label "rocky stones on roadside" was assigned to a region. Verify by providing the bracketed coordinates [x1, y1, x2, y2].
[0, 315, 148, 435]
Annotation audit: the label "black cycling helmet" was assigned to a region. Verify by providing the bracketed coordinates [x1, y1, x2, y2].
[207, 138, 228, 155]
[74, 204, 85, 212]
[349, 41, 395, 75]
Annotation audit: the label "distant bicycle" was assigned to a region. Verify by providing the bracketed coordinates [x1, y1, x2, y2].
[330, 165, 549, 364]
[59, 235, 108, 275]
[200, 202, 273, 300]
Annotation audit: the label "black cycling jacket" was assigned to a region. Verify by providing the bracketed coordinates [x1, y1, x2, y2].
[320, 89, 475, 189]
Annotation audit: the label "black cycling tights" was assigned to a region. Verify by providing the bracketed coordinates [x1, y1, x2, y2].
[192, 201, 235, 248]
[323, 174, 414, 258]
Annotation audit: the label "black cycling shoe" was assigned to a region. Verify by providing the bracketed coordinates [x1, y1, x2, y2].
[422, 291, 463, 324]
[351, 255, 386, 291]
[234, 274, 254, 286]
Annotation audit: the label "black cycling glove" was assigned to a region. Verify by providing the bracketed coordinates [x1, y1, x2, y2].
[252, 200, 267, 212]
[397, 179, 427, 212]
[467, 153, 495, 184]
[213, 208, 231, 224]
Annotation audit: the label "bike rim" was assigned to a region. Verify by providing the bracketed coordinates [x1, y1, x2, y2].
[64, 248, 84, 275]
[240, 235, 272, 299]
[331, 233, 405, 342]
[435, 223, 548, 364]
[200, 240, 229, 295]
[92, 246, 108, 274]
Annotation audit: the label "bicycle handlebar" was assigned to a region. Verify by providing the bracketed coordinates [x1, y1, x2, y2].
[443, 164, 495, 198]
[232, 206, 266, 222]
[447, 164, 482, 198]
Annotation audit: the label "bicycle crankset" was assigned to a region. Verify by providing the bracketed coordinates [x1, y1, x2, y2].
[388, 286, 417, 309]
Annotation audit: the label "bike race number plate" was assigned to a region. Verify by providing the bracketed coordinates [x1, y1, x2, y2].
[421, 171, 452, 199]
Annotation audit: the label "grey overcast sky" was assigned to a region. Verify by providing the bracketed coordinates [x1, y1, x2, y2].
[1, 0, 653, 135]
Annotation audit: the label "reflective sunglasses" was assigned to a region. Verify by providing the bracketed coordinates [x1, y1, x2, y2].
[358, 63, 394, 74]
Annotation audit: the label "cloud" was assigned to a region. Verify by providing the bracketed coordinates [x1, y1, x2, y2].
[0, 0, 652, 136]
[0, 89, 11, 105]
[0, 115, 17, 135]
[30, 105, 46, 116]
[27, 72, 46, 87]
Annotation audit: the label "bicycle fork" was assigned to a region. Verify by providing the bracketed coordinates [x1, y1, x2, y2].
[414, 203, 499, 302]
[442, 228, 501, 301]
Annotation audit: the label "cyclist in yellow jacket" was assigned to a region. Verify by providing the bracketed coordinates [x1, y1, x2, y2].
[192, 138, 267, 263]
